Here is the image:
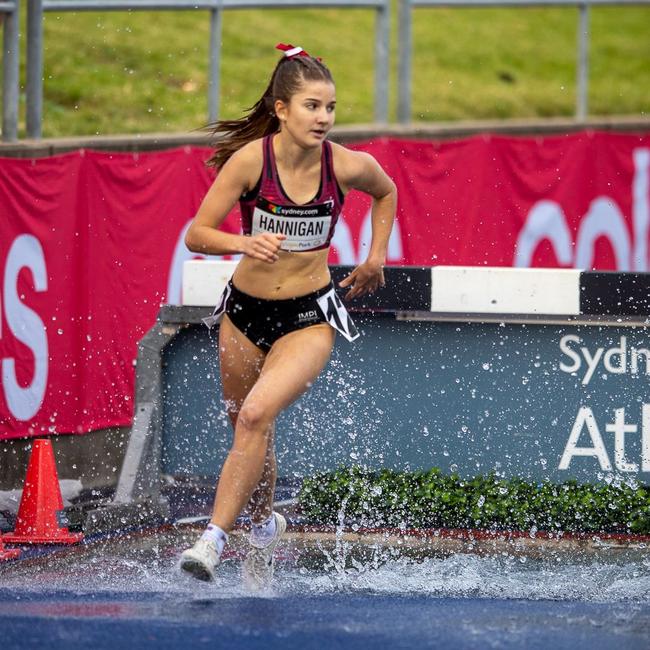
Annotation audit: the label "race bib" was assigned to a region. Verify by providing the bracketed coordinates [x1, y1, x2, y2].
[316, 288, 360, 343]
[252, 197, 333, 251]
[202, 282, 232, 329]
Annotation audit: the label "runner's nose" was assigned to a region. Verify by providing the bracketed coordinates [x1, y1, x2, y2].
[317, 107, 330, 123]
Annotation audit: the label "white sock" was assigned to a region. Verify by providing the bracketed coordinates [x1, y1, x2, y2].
[250, 513, 277, 547]
[201, 523, 228, 556]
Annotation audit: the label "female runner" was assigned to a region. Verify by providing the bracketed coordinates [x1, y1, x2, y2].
[180, 43, 396, 588]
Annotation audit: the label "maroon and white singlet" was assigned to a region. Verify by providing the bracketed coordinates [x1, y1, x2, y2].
[239, 134, 345, 252]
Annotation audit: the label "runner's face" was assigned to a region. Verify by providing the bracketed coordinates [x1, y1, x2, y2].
[278, 80, 336, 146]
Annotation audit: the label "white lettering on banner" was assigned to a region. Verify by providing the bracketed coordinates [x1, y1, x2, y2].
[515, 148, 649, 270]
[633, 149, 650, 271]
[559, 335, 650, 385]
[514, 201, 573, 268]
[1, 235, 49, 421]
[606, 408, 639, 472]
[559, 405, 650, 472]
[575, 198, 630, 270]
[641, 404, 650, 472]
[559, 407, 612, 471]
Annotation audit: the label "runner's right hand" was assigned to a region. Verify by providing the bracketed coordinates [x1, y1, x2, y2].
[242, 233, 286, 263]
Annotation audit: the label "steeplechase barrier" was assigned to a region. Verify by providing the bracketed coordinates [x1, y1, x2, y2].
[81, 262, 650, 533]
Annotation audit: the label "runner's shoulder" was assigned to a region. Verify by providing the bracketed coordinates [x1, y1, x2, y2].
[222, 139, 264, 193]
[228, 139, 264, 168]
[329, 141, 377, 186]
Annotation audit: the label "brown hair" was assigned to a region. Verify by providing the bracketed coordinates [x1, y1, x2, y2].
[206, 54, 334, 169]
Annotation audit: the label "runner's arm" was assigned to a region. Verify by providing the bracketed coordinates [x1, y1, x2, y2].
[338, 151, 397, 299]
[185, 146, 285, 263]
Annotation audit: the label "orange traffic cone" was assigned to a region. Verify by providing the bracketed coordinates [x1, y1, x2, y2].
[4, 439, 83, 544]
[0, 535, 20, 561]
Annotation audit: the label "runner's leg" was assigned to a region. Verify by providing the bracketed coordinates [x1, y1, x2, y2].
[246, 427, 277, 524]
[217, 315, 278, 524]
[214, 315, 270, 522]
[211, 323, 335, 533]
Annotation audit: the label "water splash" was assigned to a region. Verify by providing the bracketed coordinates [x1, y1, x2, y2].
[285, 553, 650, 603]
[1, 528, 648, 604]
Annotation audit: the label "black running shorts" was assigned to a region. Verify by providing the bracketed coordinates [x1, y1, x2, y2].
[203, 280, 359, 352]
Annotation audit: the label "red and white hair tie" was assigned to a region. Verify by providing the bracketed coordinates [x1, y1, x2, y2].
[275, 43, 320, 61]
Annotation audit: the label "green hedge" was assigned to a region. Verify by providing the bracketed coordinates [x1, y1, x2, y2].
[298, 467, 650, 535]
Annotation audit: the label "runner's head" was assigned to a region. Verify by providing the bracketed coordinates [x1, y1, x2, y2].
[207, 44, 334, 169]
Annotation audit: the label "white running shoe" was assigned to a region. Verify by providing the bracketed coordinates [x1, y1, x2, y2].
[242, 512, 287, 590]
[180, 537, 220, 582]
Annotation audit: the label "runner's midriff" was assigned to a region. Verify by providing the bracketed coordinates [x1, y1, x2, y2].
[232, 248, 331, 299]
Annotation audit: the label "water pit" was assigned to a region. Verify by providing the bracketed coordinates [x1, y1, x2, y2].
[1, 517, 649, 650]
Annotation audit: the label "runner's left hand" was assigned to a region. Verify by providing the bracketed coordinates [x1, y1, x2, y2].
[339, 260, 385, 301]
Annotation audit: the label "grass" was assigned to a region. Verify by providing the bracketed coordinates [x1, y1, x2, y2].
[3, 3, 649, 137]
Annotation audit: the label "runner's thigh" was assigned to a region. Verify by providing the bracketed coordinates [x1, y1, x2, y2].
[219, 314, 266, 420]
[242, 324, 335, 420]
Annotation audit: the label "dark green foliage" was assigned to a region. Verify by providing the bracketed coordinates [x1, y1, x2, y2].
[298, 467, 650, 535]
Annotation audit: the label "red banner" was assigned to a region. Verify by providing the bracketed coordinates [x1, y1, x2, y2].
[1, 132, 649, 439]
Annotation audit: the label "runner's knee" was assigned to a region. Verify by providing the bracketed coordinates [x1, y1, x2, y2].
[237, 402, 274, 436]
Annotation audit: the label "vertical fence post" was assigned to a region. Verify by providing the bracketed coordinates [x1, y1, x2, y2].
[374, 0, 390, 123]
[2, 0, 19, 141]
[397, 0, 411, 124]
[576, 2, 589, 120]
[208, 2, 222, 124]
[26, 0, 44, 138]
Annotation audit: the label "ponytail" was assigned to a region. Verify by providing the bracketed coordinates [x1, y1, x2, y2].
[206, 50, 333, 170]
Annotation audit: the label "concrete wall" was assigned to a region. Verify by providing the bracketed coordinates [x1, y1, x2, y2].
[1, 117, 649, 158]
[0, 427, 129, 492]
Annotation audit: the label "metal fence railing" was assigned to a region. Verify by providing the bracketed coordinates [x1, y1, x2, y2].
[3, 0, 648, 140]
[398, 0, 650, 124]
[24, 0, 390, 139]
[1, 0, 19, 141]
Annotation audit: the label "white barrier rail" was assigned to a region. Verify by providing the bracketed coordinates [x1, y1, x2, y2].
[181, 261, 650, 323]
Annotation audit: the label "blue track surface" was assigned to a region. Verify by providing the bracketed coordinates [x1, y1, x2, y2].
[1, 589, 649, 650]
[1, 524, 649, 650]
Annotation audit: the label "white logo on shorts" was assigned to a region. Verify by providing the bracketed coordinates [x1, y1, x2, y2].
[298, 310, 319, 323]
